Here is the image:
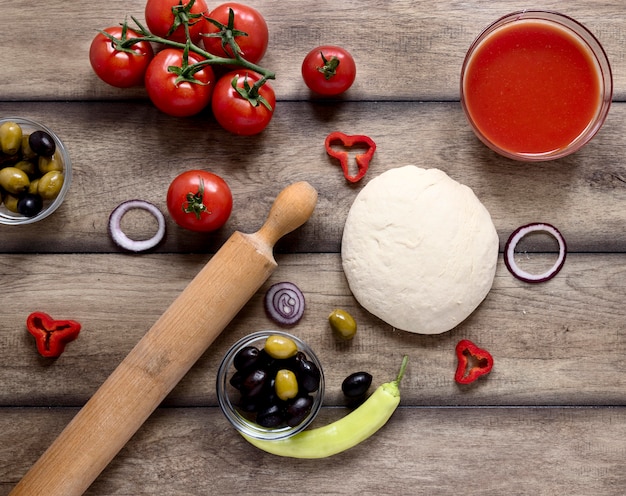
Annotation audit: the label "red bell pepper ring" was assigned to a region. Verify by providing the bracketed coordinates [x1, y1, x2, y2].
[454, 339, 493, 384]
[325, 131, 376, 183]
[26, 311, 82, 358]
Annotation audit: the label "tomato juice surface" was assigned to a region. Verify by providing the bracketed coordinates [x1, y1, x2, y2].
[463, 18, 603, 158]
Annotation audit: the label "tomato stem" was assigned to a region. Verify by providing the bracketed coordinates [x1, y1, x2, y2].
[99, 21, 147, 56]
[230, 74, 273, 111]
[317, 52, 341, 80]
[203, 6, 248, 58]
[182, 177, 209, 219]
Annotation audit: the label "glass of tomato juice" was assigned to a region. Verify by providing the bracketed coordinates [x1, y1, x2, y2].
[461, 11, 612, 161]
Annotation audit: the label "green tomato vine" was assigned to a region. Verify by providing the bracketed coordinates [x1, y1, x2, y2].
[103, 0, 275, 103]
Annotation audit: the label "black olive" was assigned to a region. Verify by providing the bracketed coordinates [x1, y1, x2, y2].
[236, 395, 260, 413]
[257, 378, 277, 406]
[28, 130, 56, 157]
[296, 357, 321, 393]
[256, 403, 285, 428]
[233, 345, 260, 371]
[341, 371, 373, 399]
[229, 370, 246, 391]
[240, 368, 269, 398]
[286, 395, 313, 427]
[17, 193, 43, 217]
[256, 348, 278, 372]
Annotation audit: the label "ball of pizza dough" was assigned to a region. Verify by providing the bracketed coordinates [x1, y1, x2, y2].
[341, 165, 498, 334]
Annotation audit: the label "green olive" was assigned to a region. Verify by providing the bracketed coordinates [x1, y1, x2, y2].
[28, 178, 39, 195]
[2, 193, 20, 213]
[0, 166, 30, 194]
[14, 160, 36, 177]
[37, 170, 64, 200]
[0, 121, 23, 155]
[38, 151, 63, 174]
[264, 334, 298, 359]
[274, 369, 299, 401]
[21, 134, 37, 159]
[329, 309, 357, 340]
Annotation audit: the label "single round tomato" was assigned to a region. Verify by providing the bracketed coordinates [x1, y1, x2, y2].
[145, 48, 215, 117]
[211, 71, 275, 135]
[166, 170, 232, 232]
[203, 2, 268, 64]
[145, 0, 208, 43]
[301, 45, 357, 96]
[89, 26, 154, 88]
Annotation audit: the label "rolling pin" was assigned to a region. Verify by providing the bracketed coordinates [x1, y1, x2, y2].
[11, 181, 318, 496]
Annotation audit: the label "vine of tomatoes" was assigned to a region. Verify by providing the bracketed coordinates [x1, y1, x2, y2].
[89, 0, 275, 135]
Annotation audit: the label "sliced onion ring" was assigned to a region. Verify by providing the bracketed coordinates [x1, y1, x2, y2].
[504, 223, 567, 283]
[109, 200, 166, 253]
[264, 282, 305, 326]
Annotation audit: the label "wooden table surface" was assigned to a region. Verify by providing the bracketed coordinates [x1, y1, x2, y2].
[2, 0, 626, 494]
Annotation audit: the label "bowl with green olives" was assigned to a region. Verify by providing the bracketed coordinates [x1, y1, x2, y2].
[216, 330, 325, 440]
[0, 117, 72, 225]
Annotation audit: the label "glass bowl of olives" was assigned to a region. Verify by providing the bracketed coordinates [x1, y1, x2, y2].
[0, 117, 72, 225]
[216, 331, 325, 440]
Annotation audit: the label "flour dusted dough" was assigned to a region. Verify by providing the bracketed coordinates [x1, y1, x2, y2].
[341, 165, 498, 334]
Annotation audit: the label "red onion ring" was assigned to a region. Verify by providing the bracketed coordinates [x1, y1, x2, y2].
[264, 282, 305, 326]
[504, 223, 567, 283]
[109, 200, 166, 253]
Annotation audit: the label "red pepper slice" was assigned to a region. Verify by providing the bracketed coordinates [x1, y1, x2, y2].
[26, 311, 81, 358]
[325, 131, 376, 183]
[454, 339, 493, 384]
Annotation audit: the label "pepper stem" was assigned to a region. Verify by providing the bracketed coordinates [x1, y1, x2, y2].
[394, 355, 409, 385]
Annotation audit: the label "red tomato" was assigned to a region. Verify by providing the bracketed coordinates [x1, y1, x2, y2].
[211, 71, 275, 135]
[301, 45, 357, 96]
[89, 26, 154, 88]
[145, 49, 215, 117]
[204, 2, 269, 64]
[166, 170, 232, 232]
[145, 0, 208, 43]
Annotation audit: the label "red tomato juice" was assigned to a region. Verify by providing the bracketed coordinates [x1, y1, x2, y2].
[463, 19, 602, 156]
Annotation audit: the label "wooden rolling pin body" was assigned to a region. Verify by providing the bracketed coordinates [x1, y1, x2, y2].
[11, 181, 318, 496]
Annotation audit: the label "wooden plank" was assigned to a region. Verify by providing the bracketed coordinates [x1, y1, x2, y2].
[1, 0, 625, 493]
[1, 101, 625, 254]
[1, 406, 625, 495]
[0, 0, 625, 101]
[1, 252, 624, 407]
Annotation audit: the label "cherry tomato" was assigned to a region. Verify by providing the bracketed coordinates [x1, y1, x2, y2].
[301, 45, 357, 96]
[203, 3, 269, 64]
[89, 26, 154, 88]
[166, 170, 233, 232]
[211, 71, 275, 135]
[145, 48, 215, 117]
[145, 0, 208, 43]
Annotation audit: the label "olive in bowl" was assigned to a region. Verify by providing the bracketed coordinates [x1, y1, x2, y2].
[0, 117, 72, 225]
[216, 331, 324, 440]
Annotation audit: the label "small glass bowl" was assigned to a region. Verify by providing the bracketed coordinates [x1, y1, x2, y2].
[216, 330, 325, 440]
[0, 117, 72, 224]
[460, 11, 613, 161]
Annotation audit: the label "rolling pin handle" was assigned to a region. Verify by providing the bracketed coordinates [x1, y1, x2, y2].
[255, 181, 318, 247]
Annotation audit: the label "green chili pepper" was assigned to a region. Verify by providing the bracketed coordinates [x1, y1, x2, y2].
[242, 355, 408, 458]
